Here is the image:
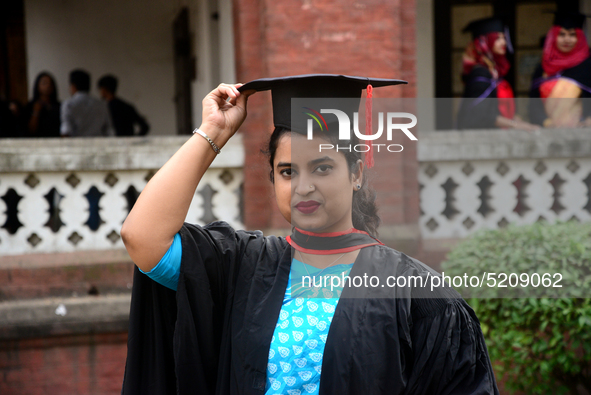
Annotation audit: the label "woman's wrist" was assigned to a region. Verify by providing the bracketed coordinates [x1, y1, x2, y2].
[198, 123, 233, 148]
[193, 128, 222, 154]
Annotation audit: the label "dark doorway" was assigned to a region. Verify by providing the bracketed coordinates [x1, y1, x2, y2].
[0, 0, 27, 104]
[434, 0, 580, 129]
[173, 7, 194, 135]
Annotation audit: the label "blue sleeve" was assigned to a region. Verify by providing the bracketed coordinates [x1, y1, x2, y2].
[139, 233, 182, 291]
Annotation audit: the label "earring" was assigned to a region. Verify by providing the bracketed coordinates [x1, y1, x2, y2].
[356, 184, 361, 190]
[309, 185, 314, 189]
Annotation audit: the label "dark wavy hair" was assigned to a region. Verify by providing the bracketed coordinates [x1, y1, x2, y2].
[31, 72, 59, 104]
[265, 126, 380, 238]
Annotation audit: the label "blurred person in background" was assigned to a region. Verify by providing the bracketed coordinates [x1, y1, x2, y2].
[529, 11, 591, 128]
[98, 74, 150, 137]
[61, 69, 114, 137]
[24, 72, 61, 137]
[456, 17, 537, 131]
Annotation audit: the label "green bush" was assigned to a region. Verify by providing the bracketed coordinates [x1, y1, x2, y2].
[442, 221, 591, 394]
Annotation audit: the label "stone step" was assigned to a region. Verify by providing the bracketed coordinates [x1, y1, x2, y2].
[0, 249, 135, 301]
[0, 294, 131, 341]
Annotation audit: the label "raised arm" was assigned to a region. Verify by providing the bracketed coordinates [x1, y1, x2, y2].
[121, 83, 253, 272]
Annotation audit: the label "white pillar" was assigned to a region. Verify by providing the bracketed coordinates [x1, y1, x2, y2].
[416, 0, 436, 131]
[192, 0, 236, 128]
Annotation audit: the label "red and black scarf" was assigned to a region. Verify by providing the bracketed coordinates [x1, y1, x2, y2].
[287, 227, 383, 255]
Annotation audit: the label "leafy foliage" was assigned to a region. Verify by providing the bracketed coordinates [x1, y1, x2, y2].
[442, 221, 591, 394]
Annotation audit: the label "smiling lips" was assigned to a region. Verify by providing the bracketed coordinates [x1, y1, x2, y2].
[295, 200, 320, 214]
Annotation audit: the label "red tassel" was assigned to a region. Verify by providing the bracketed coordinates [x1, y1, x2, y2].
[365, 84, 374, 169]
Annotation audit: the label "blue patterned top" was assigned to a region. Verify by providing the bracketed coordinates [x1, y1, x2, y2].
[265, 259, 353, 395]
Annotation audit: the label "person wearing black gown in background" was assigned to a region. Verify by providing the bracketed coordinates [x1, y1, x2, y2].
[528, 11, 591, 127]
[98, 75, 150, 137]
[457, 17, 537, 131]
[120, 75, 500, 395]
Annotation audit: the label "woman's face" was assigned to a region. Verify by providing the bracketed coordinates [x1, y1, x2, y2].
[273, 133, 362, 233]
[38, 75, 54, 97]
[556, 28, 578, 53]
[492, 33, 506, 56]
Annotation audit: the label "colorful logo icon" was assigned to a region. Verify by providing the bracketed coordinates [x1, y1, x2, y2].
[303, 107, 328, 131]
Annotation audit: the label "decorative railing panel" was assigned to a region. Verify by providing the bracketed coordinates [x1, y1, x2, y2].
[418, 129, 591, 239]
[3, 130, 589, 250]
[0, 136, 243, 256]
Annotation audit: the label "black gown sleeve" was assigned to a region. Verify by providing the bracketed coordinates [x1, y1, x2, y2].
[173, 222, 263, 394]
[562, 56, 591, 90]
[456, 67, 500, 130]
[405, 296, 499, 394]
[121, 266, 178, 394]
[121, 221, 263, 395]
[528, 63, 546, 126]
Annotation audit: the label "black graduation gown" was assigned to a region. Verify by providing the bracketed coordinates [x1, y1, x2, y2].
[456, 67, 500, 130]
[528, 56, 591, 125]
[121, 221, 499, 395]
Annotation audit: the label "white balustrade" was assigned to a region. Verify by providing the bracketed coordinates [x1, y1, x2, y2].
[3, 129, 590, 252]
[0, 136, 244, 256]
[418, 129, 591, 239]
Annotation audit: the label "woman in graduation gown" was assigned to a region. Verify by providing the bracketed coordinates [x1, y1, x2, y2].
[457, 17, 537, 130]
[528, 11, 591, 127]
[120, 74, 499, 395]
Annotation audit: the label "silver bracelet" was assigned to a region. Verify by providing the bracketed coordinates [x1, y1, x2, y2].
[193, 128, 221, 154]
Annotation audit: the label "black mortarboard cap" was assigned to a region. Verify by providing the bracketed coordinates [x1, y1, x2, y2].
[237, 74, 406, 131]
[462, 17, 504, 39]
[552, 11, 588, 29]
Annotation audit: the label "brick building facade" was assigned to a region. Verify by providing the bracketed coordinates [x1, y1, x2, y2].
[234, 0, 420, 243]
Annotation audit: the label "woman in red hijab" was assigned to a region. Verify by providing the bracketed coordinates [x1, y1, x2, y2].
[457, 17, 537, 130]
[529, 11, 591, 127]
